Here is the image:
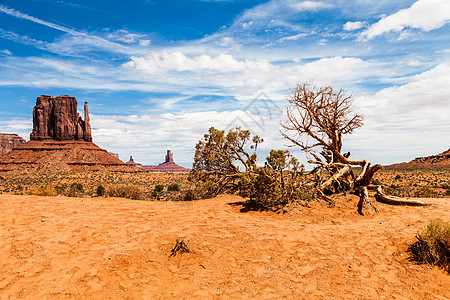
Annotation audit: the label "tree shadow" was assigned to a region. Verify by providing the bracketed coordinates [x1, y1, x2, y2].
[228, 200, 270, 213]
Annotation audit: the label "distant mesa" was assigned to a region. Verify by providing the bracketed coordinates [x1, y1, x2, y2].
[0, 133, 26, 156]
[386, 148, 450, 170]
[127, 150, 191, 173]
[0, 95, 142, 173]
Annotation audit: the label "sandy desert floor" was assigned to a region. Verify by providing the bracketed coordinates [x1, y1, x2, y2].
[0, 194, 449, 299]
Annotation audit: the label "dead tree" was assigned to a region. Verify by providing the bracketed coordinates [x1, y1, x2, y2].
[281, 83, 426, 215]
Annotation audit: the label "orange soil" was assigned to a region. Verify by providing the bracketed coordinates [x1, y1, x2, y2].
[0, 194, 449, 299]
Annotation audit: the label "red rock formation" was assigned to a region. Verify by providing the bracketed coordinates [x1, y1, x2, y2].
[30, 95, 92, 142]
[0, 140, 142, 173]
[165, 150, 174, 163]
[0, 94, 142, 173]
[386, 148, 450, 170]
[126, 151, 190, 173]
[0, 134, 26, 156]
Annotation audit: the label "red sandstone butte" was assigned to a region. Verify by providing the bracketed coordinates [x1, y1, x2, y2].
[0, 95, 142, 173]
[30, 95, 92, 142]
[127, 150, 191, 173]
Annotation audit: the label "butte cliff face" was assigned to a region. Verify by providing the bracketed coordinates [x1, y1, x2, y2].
[30, 95, 92, 142]
[0, 134, 26, 156]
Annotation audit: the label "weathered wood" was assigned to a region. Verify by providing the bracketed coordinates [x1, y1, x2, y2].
[357, 186, 379, 215]
[320, 164, 352, 193]
[375, 186, 428, 206]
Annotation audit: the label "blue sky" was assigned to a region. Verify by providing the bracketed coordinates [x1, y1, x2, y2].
[0, 0, 449, 167]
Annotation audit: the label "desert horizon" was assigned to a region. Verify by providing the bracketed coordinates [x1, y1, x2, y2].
[1, 0, 449, 298]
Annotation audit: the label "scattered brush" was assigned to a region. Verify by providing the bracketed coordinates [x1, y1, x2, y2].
[107, 183, 145, 200]
[409, 218, 450, 271]
[27, 185, 56, 196]
[96, 185, 106, 197]
[67, 182, 84, 197]
[169, 238, 190, 258]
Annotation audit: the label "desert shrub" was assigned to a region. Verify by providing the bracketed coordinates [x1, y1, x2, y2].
[96, 185, 106, 196]
[167, 183, 180, 192]
[409, 219, 450, 271]
[27, 185, 56, 196]
[418, 186, 438, 198]
[183, 189, 197, 201]
[154, 184, 164, 193]
[151, 190, 159, 199]
[55, 184, 67, 195]
[67, 182, 84, 197]
[107, 184, 145, 200]
[192, 134, 311, 209]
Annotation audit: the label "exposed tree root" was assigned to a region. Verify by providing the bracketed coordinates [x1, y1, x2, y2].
[357, 186, 379, 216]
[375, 186, 428, 206]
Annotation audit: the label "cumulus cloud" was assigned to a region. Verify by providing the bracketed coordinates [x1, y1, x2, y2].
[351, 62, 450, 163]
[291, 1, 333, 11]
[343, 21, 365, 31]
[362, 0, 450, 39]
[122, 51, 381, 98]
[123, 51, 271, 74]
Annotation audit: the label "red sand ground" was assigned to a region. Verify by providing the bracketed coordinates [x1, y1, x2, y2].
[0, 194, 449, 299]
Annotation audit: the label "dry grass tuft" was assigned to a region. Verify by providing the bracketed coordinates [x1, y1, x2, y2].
[106, 184, 145, 200]
[409, 218, 450, 271]
[27, 185, 56, 196]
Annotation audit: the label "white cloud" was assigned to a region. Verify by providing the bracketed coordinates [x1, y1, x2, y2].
[139, 39, 151, 47]
[362, 0, 450, 39]
[106, 29, 151, 46]
[0, 49, 12, 55]
[123, 51, 271, 74]
[284, 56, 376, 87]
[242, 21, 254, 28]
[352, 62, 450, 163]
[279, 33, 308, 42]
[343, 21, 365, 31]
[291, 1, 333, 11]
[0, 119, 31, 140]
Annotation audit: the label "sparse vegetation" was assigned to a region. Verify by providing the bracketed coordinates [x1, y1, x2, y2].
[190, 127, 312, 209]
[96, 185, 106, 196]
[169, 238, 190, 258]
[106, 184, 145, 200]
[167, 183, 180, 192]
[27, 185, 56, 196]
[409, 219, 450, 271]
[67, 182, 84, 197]
[0, 172, 190, 200]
